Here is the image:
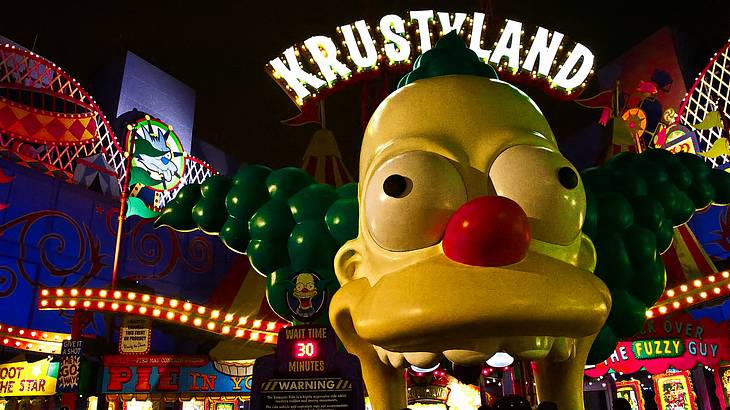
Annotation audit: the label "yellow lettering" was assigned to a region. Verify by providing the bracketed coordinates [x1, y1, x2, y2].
[634, 342, 643, 357]
[307, 327, 327, 339]
[286, 360, 326, 373]
[285, 328, 305, 340]
[231, 376, 244, 390]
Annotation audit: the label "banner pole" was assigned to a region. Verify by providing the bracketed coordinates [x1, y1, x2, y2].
[111, 124, 136, 290]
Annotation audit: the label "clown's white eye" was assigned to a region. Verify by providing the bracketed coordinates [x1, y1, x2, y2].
[365, 151, 467, 251]
[489, 145, 585, 245]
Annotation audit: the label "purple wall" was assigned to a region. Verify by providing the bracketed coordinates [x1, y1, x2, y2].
[116, 51, 196, 152]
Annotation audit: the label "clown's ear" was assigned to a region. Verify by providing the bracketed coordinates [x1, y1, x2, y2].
[334, 239, 363, 286]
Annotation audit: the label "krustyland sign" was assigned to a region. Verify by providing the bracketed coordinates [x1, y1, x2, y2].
[267, 11, 596, 108]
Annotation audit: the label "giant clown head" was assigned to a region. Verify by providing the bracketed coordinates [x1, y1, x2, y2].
[329, 32, 611, 409]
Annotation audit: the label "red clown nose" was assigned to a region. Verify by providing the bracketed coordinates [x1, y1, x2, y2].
[442, 196, 531, 267]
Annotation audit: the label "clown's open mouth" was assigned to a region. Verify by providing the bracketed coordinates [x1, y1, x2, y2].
[297, 296, 313, 309]
[330, 248, 611, 409]
[372, 336, 575, 369]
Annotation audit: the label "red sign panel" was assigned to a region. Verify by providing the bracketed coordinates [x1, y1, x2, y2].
[585, 313, 729, 377]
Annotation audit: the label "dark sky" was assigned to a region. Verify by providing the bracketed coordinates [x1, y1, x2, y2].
[2, 0, 728, 175]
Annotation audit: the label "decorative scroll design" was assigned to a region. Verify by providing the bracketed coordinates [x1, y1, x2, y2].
[0, 266, 17, 297]
[104, 207, 214, 282]
[0, 210, 109, 297]
[123, 219, 214, 282]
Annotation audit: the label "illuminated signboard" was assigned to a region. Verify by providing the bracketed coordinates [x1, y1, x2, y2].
[267, 11, 596, 108]
[631, 338, 684, 359]
[58, 340, 84, 393]
[653, 371, 698, 410]
[585, 313, 729, 377]
[0, 359, 59, 396]
[251, 325, 365, 410]
[118, 316, 152, 355]
[616, 380, 645, 410]
[279, 325, 328, 373]
[101, 356, 253, 395]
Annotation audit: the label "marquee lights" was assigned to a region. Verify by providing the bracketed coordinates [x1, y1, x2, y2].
[267, 11, 596, 108]
[645, 272, 730, 318]
[0, 323, 68, 354]
[38, 288, 287, 344]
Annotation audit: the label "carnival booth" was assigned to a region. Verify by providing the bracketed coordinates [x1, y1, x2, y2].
[0, 359, 59, 410]
[101, 356, 253, 410]
[584, 311, 729, 409]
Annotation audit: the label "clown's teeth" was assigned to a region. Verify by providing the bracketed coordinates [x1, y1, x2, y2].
[443, 349, 491, 365]
[375, 345, 391, 366]
[387, 350, 408, 368]
[403, 352, 442, 368]
[374, 346, 440, 369]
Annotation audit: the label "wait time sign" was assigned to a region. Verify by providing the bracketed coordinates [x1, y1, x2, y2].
[250, 325, 365, 410]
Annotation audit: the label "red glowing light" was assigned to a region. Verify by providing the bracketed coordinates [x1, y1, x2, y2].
[294, 341, 318, 359]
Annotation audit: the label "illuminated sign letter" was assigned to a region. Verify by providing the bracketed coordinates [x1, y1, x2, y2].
[107, 367, 132, 391]
[304, 36, 351, 83]
[157, 367, 180, 391]
[437, 12, 467, 34]
[469, 12, 491, 61]
[490, 19, 522, 69]
[552, 43, 594, 90]
[522, 27, 564, 76]
[269, 47, 326, 100]
[410, 10, 434, 52]
[340, 20, 379, 68]
[380, 14, 410, 62]
[134, 367, 152, 391]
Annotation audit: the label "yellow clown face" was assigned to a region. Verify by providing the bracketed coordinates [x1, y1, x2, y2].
[330, 75, 611, 410]
[292, 273, 318, 312]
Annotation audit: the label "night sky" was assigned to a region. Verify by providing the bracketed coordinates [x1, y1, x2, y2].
[2, 0, 728, 175]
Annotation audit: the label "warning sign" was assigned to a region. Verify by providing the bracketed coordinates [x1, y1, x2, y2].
[259, 377, 353, 409]
[250, 325, 364, 410]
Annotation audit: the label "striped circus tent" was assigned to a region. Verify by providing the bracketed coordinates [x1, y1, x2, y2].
[662, 224, 718, 288]
[207, 127, 354, 360]
[301, 128, 354, 186]
[207, 255, 279, 360]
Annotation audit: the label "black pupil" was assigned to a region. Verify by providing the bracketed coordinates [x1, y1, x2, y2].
[383, 174, 411, 198]
[558, 167, 578, 189]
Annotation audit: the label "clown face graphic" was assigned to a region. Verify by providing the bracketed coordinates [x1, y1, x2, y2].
[293, 273, 318, 311]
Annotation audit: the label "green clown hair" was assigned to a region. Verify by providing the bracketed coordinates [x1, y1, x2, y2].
[397, 30, 497, 89]
[157, 151, 730, 362]
[155, 165, 358, 325]
[582, 149, 730, 364]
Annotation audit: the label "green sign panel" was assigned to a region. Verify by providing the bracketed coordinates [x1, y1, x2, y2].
[631, 338, 684, 359]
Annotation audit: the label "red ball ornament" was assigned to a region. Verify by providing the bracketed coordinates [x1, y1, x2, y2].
[442, 196, 531, 267]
